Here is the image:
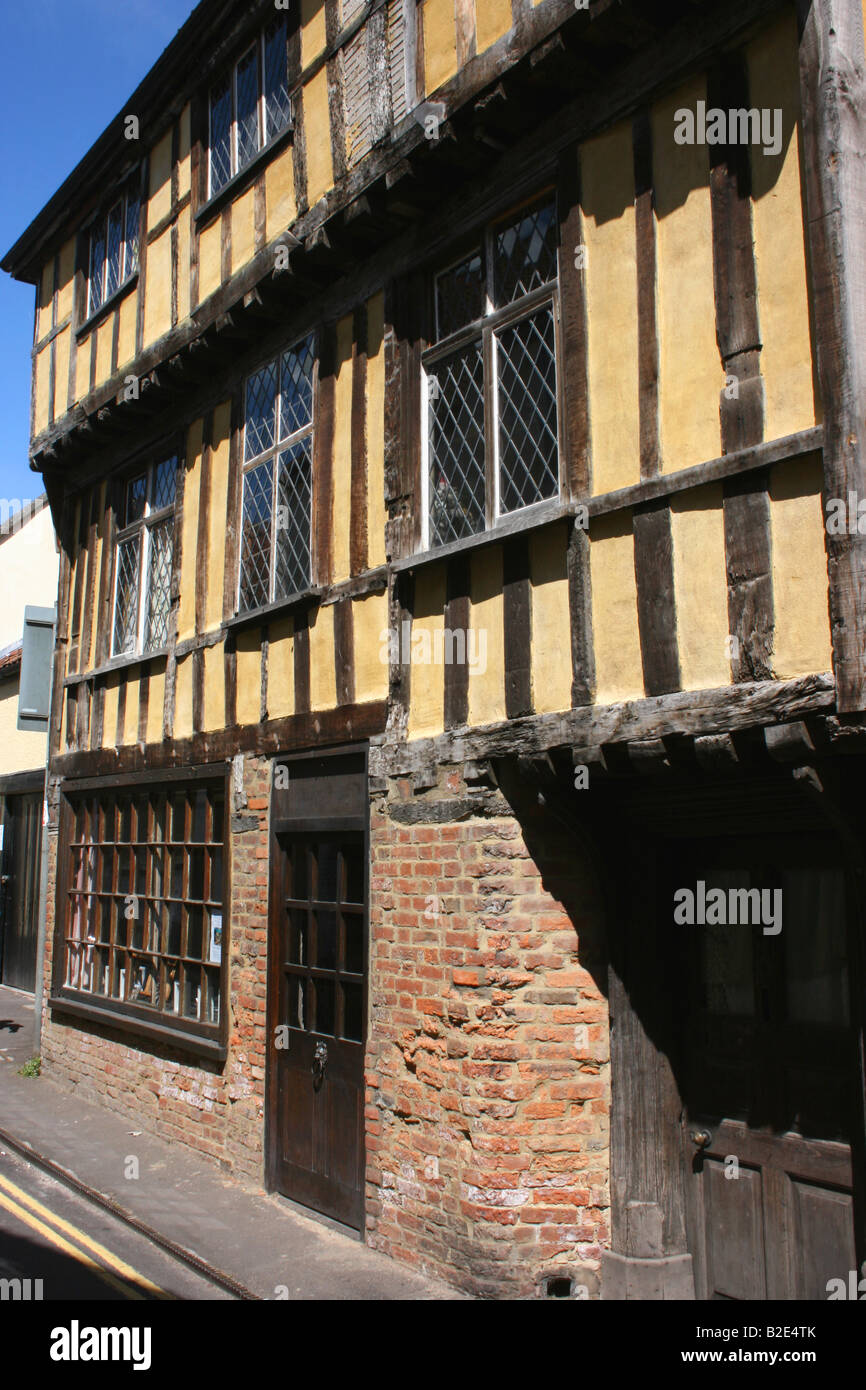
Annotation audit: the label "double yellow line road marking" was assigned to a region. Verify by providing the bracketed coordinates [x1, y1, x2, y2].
[0, 1171, 171, 1300]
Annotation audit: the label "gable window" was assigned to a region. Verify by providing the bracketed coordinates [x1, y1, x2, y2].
[112, 457, 177, 657]
[422, 194, 561, 549]
[59, 782, 226, 1045]
[239, 334, 315, 613]
[209, 17, 292, 199]
[87, 180, 140, 321]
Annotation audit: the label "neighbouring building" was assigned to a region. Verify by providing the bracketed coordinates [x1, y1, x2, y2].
[0, 496, 59, 992]
[3, 0, 866, 1299]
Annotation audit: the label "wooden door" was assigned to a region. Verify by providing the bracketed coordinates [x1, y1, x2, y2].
[0, 793, 42, 993]
[270, 831, 367, 1229]
[675, 835, 861, 1299]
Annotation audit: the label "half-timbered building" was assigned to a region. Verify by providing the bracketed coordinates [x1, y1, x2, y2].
[4, 0, 866, 1298]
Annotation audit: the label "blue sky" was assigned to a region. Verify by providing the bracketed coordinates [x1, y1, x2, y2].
[0, 0, 200, 506]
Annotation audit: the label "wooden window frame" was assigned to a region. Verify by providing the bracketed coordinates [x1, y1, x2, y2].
[420, 189, 563, 551]
[110, 456, 178, 660]
[207, 17, 292, 201]
[83, 175, 141, 326]
[236, 333, 318, 616]
[51, 770, 229, 1057]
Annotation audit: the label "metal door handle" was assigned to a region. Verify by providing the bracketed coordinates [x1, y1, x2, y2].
[312, 1040, 328, 1085]
[690, 1128, 712, 1150]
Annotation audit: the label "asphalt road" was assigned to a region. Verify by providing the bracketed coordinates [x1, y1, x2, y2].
[0, 1145, 236, 1302]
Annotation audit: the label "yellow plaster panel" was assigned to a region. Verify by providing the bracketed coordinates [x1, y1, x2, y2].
[198, 218, 222, 305]
[178, 104, 192, 199]
[57, 238, 75, 322]
[267, 617, 295, 719]
[265, 144, 296, 243]
[476, 0, 512, 53]
[582, 124, 640, 494]
[176, 207, 191, 324]
[203, 643, 227, 732]
[143, 227, 172, 348]
[117, 291, 137, 371]
[670, 484, 730, 690]
[654, 77, 722, 473]
[120, 672, 140, 746]
[590, 513, 644, 704]
[205, 401, 232, 631]
[173, 655, 193, 741]
[304, 69, 334, 207]
[352, 592, 389, 704]
[178, 419, 204, 643]
[407, 565, 446, 740]
[236, 631, 262, 728]
[146, 660, 167, 746]
[95, 317, 113, 389]
[53, 326, 70, 422]
[530, 524, 572, 715]
[366, 292, 387, 568]
[37, 262, 53, 342]
[309, 604, 337, 710]
[33, 346, 51, 435]
[332, 315, 354, 583]
[148, 130, 173, 229]
[231, 186, 256, 276]
[423, 0, 458, 95]
[102, 673, 120, 750]
[769, 455, 832, 678]
[301, 0, 327, 66]
[468, 546, 506, 728]
[748, 14, 819, 439]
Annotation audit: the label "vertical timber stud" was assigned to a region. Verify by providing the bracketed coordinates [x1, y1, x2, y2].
[798, 0, 866, 711]
[633, 111, 660, 482]
[325, 0, 348, 186]
[708, 56, 773, 682]
[350, 305, 369, 577]
[444, 555, 470, 729]
[289, 17, 308, 216]
[502, 538, 531, 719]
[314, 328, 336, 588]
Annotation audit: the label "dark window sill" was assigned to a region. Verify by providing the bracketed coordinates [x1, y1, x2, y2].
[48, 993, 226, 1062]
[63, 646, 169, 688]
[225, 586, 323, 634]
[195, 124, 294, 229]
[76, 273, 139, 341]
[392, 496, 571, 574]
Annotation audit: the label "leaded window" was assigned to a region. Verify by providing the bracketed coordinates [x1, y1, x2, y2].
[87, 179, 141, 320]
[60, 784, 225, 1040]
[112, 457, 177, 657]
[209, 18, 292, 199]
[423, 195, 561, 548]
[239, 334, 315, 613]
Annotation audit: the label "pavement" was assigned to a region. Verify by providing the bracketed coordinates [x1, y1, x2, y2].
[0, 984, 463, 1301]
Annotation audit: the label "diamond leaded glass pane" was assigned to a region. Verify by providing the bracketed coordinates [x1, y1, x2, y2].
[245, 360, 278, 461]
[125, 475, 148, 527]
[428, 339, 486, 547]
[144, 520, 173, 652]
[280, 335, 315, 441]
[236, 47, 260, 171]
[496, 304, 559, 515]
[105, 202, 124, 300]
[239, 462, 273, 612]
[152, 457, 177, 514]
[275, 441, 312, 598]
[210, 76, 233, 196]
[264, 19, 291, 139]
[436, 253, 484, 341]
[493, 199, 557, 306]
[89, 227, 106, 318]
[125, 192, 140, 277]
[113, 536, 141, 656]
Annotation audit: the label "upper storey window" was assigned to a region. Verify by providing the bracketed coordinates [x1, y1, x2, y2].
[239, 334, 315, 613]
[87, 179, 140, 320]
[423, 195, 561, 549]
[209, 17, 292, 199]
[112, 457, 178, 658]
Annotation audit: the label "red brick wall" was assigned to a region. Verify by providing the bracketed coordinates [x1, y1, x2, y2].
[39, 754, 271, 1181]
[364, 766, 611, 1298]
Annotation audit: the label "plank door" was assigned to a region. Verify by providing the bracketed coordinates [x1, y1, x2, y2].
[271, 831, 367, 1229]
[675, 835, 861, 1300]
[0, 793, 42, 993]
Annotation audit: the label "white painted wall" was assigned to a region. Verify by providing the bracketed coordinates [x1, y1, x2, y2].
[0, 502, 59, 651]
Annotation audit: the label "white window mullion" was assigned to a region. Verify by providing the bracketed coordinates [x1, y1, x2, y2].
[420, 366, 430, 551]
[490, 330, 501, 523]
[232, 62, 239, 179]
